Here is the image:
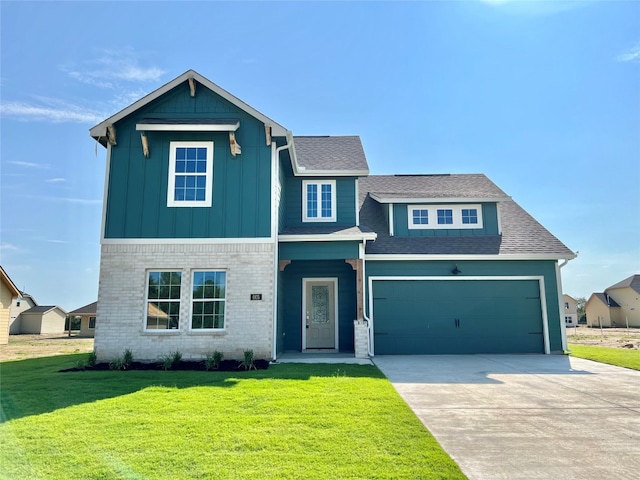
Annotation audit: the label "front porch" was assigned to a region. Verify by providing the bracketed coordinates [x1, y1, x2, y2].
[275, 351, 372, 365]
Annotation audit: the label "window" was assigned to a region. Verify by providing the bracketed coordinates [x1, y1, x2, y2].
[167, 142, 213, 207]
[461, 208, 478, 224]
[302, 180, 336, 222]
[408, 205, 483, 230]
[437, 209, 454, 225]
[89, 316, 96, 329]
[412, 208, 429, 225]
[146, 271, 182, 330]
[191, 271, 226, 329]
[564, 302, 569, 309]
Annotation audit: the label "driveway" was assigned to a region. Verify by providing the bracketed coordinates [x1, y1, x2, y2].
[374, 355, 640, 480]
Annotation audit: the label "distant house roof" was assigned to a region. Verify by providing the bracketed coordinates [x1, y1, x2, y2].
[358, 174, 575, 259]
[592, 293, 621, 308]
[606, 274, 640, 294]
[68, 301, 97, 316]
[22, 305, 68, 315]
[291, 136, 369, 175]
[0, 266, 20, 297]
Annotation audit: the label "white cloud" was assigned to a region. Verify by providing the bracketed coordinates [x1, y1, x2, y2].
[7, 160, 50, 169]
[18, 194, 102, 205]
[477, 0, 592, 15]
[617, 43, 640, 63]
[0, 243, 19, 251]
[46, 178, 66, 183]
[0, 101, 103, 124]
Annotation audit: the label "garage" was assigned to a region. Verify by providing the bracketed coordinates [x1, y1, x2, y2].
[372, 278, 546, 354]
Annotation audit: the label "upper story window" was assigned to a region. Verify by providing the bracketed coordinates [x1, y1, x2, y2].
[167, 141, 214, 207]
[302, 180, 336, 222]
[409, 205, 483, 230]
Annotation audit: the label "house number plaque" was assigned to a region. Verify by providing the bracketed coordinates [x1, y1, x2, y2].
[250, 294, 262, 301]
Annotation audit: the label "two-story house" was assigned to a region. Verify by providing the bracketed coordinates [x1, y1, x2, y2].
[90, 70, 575, 362]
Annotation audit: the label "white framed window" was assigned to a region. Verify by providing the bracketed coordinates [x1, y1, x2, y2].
[145, 270, 182, 330]
[302, 180, 336, 222]
[167, 141, 214, 207]
[408, 205, 483, 229]
[190, 270, 226, 330]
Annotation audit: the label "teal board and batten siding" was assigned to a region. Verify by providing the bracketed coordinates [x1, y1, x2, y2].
[281, 176, 357, 228]
[279, 241, 360, 261]
[392, 203, 499, 237]
[365, 260, 562, 354]
[104, 85, 273, 239]
[278, 260, 357, 353]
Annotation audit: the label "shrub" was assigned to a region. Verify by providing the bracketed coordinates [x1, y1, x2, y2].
[110, 349, 134, 370]
[87, 350, 97, 367]
[240, 349, 256, 371]
[161, 351, 182, 370]
[205, 350, 223, 371]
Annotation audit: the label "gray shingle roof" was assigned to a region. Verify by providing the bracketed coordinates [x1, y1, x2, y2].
[358, 174, 575, 257]
[606, 274, 640, 294]
[280, 225, 374, 236]
[68, 301, 97, 316]
[293, 136, 369, 173]
[22, 306, 64, 314]
[593, 293, 621, 307]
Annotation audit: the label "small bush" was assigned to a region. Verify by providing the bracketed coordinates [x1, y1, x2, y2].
[123, 349, 133, 366]
[161, 351, 183, 370]
[87, 351, 97, 367]
[205, 351, 223, 371]
[240, 349, 256, 371]
[110, 349, 133, 370]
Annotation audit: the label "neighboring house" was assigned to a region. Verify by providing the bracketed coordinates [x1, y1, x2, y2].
[0, 266, 21, 345]
[67, 302, 97, 337]
[563, 294, 578, 327]
[586, 274, 640, 328]
[9, 292, 38, 334]
[89, 70, 575, 362]
[19, 306, 67, 334]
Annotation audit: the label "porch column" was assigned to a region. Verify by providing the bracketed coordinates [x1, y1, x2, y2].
[346, 259, 369, 358]
[345, 259, 363, 319]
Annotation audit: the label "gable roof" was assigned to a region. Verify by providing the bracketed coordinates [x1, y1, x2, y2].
[22, 305, 68, 315]
[589, 293, 621, 308]
[358, 174, 575, 259]
[68, 301, 97, 316]
[291, 136, 369, 175]
[90, 69, 288, 146]
[606, 274, 640, 294]
[0, 266, 20, 297]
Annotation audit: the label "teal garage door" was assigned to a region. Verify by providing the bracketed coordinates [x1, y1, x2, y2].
[372, 280, 544, 354]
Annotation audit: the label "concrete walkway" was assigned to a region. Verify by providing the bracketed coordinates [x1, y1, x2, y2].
[373, 355, 640, 480]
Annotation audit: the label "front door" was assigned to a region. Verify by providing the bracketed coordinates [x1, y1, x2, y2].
[303, 278, 338, 350]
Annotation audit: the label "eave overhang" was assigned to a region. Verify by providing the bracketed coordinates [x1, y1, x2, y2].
[369, 193, 512, 204]
[279, 233, 377, 242]
[136, 118, 240, 132]
[365, 253, 577, 261]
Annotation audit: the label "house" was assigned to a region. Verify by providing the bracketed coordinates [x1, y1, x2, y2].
[586, 274, 640, 328]
[563, 294, 578, 327]
[18, 306, 67, 334]
[89, 70, 575, 362]
[9, 292, 38, 334]
[67, 301, 97, 337]
[0, 266, 21, 344]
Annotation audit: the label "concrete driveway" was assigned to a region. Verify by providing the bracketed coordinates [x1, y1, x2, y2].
[373, 355, 640, 480]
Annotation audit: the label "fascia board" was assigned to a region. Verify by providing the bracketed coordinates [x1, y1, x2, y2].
[90, 69, 287, 141]
[365, 253, 577, 261]
[135, 121, 240, 132]
[279, 233, 377, 242]
[369, 193, 511, 204]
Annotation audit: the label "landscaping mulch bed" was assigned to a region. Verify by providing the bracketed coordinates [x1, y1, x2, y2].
[60, 359, 270, 373]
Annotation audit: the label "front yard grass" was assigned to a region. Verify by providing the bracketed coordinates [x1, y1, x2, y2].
[0, 354, 465, 480]
[568, 344, 640, 371]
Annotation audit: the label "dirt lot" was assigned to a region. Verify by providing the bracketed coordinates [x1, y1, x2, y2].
[566, 326, 640, 349]
[0, 334, 94, 362]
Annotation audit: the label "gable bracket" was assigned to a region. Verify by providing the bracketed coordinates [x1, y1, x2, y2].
[229, 132, 242, 157]
[106, 124, 117, 145]
[188, 76, 196, 97]
[265, 124, 272, 146]
[140, 132, 150, 158]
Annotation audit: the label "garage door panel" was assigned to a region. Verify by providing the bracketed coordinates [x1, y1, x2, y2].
[373, 280, 544, 354]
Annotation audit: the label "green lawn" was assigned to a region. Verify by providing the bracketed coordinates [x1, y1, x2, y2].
[568, 344, 640, 371]
[0, 354, 465, 480]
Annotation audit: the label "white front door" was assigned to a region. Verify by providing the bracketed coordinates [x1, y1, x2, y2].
[303, 278, 338, 350]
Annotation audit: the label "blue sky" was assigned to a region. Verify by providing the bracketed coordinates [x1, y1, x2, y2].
[1, 0, 638, 310]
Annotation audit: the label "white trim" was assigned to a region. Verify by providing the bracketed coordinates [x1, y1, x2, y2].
[271, 142, 279, 360]
[136, 121, 239, 132]
[302, 277, 339, 351]
[365, 253, 577, 261]
[279, 233, 377, 242]
[100, 143, 112, 242]
[555, 262, 568, 352]
[355, 178, 360, 227]
[90, 70, 287, 142]
[187, 269, 227, 332]
[370, 193, 511, 204]
[302, 180, 337, 222]
[144, 269, 183, 332]
[496, 202, 503, 235]
[408, 204, 483, 230]
[388, 204, 394, 237]
[367, 275, 550, 355]
[167, 141, 214, 208]
[101, 237, 274, 245]
[293, 169, 370, 177]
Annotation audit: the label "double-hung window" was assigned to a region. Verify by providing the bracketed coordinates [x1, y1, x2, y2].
[302, 180, 336, 222]
[88, 316, 96, 329]
[167, 141, 214, 207]
[191, 271, 226, 330]
[146, 271, 182, 330]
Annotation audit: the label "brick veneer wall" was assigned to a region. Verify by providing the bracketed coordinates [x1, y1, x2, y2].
[95, 242, 275, 362]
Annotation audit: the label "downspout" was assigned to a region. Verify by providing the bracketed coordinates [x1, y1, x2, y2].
[271, 132, 294, 361]
[556, 256, 575, 353]
[361, 241, 374, 357]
